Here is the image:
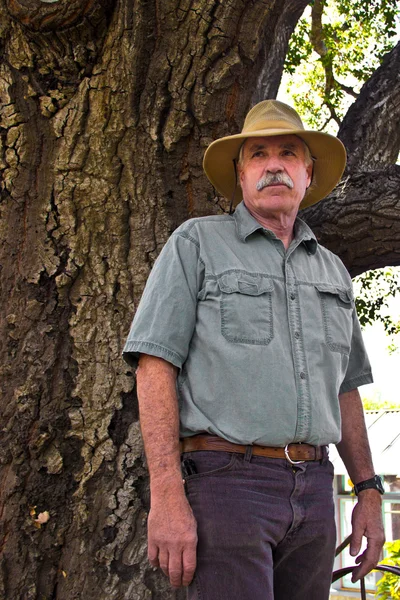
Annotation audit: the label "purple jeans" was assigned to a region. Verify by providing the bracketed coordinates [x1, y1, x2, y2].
[184, 449, 336, 600]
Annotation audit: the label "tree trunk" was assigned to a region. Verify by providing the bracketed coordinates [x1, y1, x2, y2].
[0, 1, 312, 598]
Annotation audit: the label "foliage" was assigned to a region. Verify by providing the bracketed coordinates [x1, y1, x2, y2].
[376, 540, 400, 599]
[281, 2, 400, 341]
[283, 0, 399, 132]
[362, 396, 400, 410]
[353, 267, 400, 353]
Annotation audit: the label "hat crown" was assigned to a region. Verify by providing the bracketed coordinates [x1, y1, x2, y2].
[242, 100, 305, 134]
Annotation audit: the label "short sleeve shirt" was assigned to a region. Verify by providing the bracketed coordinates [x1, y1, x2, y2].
[123, 201, 373, 446]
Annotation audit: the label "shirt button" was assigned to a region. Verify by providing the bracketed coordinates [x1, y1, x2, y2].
[290, 293, 296, 300]
[295, 331, 300, 339]
[300, 372, 306, 380]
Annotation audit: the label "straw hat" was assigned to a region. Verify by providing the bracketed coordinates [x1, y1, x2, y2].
[203, 99, 346, 209]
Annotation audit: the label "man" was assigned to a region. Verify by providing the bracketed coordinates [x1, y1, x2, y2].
[123, 100, 385, 599]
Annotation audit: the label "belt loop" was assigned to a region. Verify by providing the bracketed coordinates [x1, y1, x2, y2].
[244, 445, 253, 462]
[321, 445, 329, 464]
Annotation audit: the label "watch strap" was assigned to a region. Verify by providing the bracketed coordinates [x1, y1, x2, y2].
[353, 475, 384, 495]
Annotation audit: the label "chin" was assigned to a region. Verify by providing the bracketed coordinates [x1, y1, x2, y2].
[258, 196, 293, 208]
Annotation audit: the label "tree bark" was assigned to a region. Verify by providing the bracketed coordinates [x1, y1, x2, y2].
[301, 165, 400, 277]
[0, 1, 399, 599]
[251, 0, 310, 103]
[338, 40, 400, 171]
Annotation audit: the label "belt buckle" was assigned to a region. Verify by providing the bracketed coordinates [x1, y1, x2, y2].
[284, 443, 305, 465]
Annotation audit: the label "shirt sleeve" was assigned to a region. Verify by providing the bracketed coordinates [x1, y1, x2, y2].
[122, 231, 204, 370]
[339, 307, 373, 394]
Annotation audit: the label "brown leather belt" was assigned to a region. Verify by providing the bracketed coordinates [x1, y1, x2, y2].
[180, 434, 327, 464]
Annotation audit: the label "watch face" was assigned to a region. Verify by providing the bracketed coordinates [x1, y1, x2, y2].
[375, 475, 385, 494]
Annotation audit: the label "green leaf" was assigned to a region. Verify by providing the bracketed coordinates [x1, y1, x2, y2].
[282, 0, 400, 132]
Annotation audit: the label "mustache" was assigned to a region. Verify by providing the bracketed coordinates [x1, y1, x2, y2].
[256, 171, 294, 191]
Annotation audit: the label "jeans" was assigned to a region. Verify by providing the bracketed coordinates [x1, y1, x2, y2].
[184, 449, 336, 600]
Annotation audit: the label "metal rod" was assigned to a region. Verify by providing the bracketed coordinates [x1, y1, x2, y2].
[335, 534, 352, 557]
[360, 577, 366, 600]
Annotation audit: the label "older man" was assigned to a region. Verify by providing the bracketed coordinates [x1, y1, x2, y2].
[123, 100, 385, 600]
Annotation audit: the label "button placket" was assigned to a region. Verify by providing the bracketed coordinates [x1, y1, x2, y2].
[285, 258, 311, 441]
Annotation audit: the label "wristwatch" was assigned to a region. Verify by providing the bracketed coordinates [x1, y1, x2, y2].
[353, 475, 384, 495]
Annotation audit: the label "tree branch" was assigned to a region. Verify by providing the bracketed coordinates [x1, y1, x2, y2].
[301, 165, 400, 277]
[310, 0, 359, 117]
[338, 40, 400, 171]
[251, 0, 310, 103]
[327, 103, 341, 128]
[340, 84, 358, 99]
[310, 0, 333, 97]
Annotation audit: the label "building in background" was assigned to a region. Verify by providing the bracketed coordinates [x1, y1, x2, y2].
[330, 409, 400, 596]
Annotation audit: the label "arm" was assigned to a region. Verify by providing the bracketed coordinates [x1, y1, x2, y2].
[336, 389, 385, 582]
[136, 353, 197, 588]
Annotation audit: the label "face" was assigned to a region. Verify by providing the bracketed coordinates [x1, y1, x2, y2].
[238, 135, 313, 217]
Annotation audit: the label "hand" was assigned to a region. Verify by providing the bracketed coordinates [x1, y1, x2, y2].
[350, 489, 385, 582]
[147, 487, 198, 588]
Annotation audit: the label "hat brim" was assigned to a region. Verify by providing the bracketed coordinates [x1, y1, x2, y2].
[203, 128, 346, 209]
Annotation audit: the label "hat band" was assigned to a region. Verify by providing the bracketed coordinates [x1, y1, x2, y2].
[243, 119, 304, 134]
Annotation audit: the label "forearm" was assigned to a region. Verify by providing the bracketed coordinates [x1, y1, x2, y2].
[136, 354, 197, 587]
[336, 388, 384, 580]
[136, 353, 182, 495]
[336, 388, 375, 484]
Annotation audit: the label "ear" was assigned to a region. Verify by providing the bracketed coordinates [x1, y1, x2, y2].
[305, 163, 313, 188]
[236, 165, 241, 186]
[238, 164, 246, 187]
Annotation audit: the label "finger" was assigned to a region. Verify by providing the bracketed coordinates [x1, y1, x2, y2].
[351, 555, 366, 583]
[158, 549, 169, 577]
[182, 544, 197, 586]
[355, 554, 363, 564]
[148, 541, 160, 568]
[350, 529, 363, 557]
[352, 561, 376, 583]
[168, 551, 183, 588]
[351, 548, 379, 582]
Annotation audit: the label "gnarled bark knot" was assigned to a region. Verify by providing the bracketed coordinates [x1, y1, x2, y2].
[6, 0, 98, 31]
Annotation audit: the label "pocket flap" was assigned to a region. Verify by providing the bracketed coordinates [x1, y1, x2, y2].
[315, 283, 353, 304]
[218, 273, 274, 296]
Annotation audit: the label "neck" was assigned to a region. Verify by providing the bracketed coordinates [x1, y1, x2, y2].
[244, 204, 298, 250]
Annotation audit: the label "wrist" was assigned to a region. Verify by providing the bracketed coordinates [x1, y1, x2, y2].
[150, 470, 185, 496]
[357, 488, 383, 501]
[353, 474, 384, 496]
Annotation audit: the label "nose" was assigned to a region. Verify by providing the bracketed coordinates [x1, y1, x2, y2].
[264, 155, 285, 173]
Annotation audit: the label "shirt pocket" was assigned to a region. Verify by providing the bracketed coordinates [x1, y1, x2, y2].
[217, 272, 274, 345]
[315, 283, 353, 355]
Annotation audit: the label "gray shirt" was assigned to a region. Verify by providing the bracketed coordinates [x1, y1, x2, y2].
[123, 201, 373, 446]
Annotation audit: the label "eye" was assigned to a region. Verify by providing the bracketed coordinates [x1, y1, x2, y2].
[251, 150, 264, 158]
[282, 149, 296, 157]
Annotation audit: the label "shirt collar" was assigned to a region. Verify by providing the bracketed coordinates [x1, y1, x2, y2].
[233, 200, 318, 255]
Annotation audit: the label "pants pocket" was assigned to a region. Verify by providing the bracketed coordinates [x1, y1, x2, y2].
[182, 451, 237, 481]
